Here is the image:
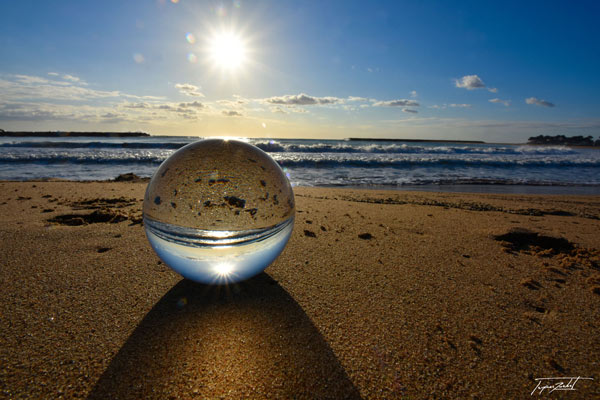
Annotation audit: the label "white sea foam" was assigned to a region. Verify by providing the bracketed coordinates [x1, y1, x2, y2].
[0, 136, 599, 191]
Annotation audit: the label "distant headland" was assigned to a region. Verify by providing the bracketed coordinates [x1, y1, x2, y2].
[0, 130, 149, 138]
[527, 135, 600, 147]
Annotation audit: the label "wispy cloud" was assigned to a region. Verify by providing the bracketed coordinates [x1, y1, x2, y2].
[0, 101, 139, 123]
[380, 116, 600, 130]
[410, 90, 418, 98]
[0, 101, 73, 121]
[525, 97, 555, 107]
[402, 108, 418, 114]
[270, 106, 288, 114]
[1, 77, 115, 100]
[13, 75, 55, 85]
[175, 83, 204, 97]
[449, 103, 471, 108]
[0, 74, 202, 125]
[232, 94, 248, 104]
[489, 98, 511, 106]
[62, 74, 87, 85]
[430, 103, 471, 109]
[100, 112, 128, 123]
[1, 73, 162, 102]
[216, 99, 246, 108]
[373, 99, 420, 107]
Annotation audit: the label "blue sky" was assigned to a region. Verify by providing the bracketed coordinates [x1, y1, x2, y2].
[1, 0, 599, 142]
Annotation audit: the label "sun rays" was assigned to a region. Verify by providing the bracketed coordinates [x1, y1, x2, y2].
[208, 31, 247, 71]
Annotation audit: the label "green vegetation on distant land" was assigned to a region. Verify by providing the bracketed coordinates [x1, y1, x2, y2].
[528, 135, 599, 146]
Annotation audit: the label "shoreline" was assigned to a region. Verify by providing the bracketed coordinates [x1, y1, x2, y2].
[1, 181, 599, 398]
[3, 177, 600, 196]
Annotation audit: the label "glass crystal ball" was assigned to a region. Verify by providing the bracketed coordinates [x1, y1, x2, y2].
[143, 139, 295, 284]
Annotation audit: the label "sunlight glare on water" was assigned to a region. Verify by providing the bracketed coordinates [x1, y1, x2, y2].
[143, 139, 295, 284]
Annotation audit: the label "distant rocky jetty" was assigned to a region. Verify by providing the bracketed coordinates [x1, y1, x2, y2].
[528, 135, 599, 147]
[0, 130, 149, 138]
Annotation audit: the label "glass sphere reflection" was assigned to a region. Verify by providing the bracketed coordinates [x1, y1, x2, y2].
[143, 139, 295, 284]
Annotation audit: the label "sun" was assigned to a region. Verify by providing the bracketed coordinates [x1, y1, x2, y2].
[208, 32, 246, 70]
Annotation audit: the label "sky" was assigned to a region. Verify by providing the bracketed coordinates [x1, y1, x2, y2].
[0, 0, 599, 142]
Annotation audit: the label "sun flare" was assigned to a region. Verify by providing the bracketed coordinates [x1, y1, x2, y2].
[214, 262, 233, 277]
[209, 32, 246, 70]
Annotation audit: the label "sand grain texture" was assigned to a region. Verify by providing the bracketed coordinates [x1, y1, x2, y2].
[1, 182, 599, 399]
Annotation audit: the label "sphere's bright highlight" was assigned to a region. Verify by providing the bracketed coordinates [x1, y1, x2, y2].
[143, 139, 295, 284]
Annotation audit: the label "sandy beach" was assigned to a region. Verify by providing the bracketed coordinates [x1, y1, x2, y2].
[1, 181, 599, 399]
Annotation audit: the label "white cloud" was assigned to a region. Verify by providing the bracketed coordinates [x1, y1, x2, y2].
[373, 99, 420, 107]
[216, 99, 246, 108]
[175, 83, 204, 97]
[222, 110, 243, 117]
[0, 75, 202, 126]
[13, 75, 52, 85]
[455, 75, 486, 90]
[429, 103, 471, 110]
[0, 74, 162, 103]
[178, 100, 204, 108]
[348, 96, 368, 102]
[525, 97, 555, 107]
[489, 98, 511, 107]
[0, 102, 72, 121]
[402, 108, 418, 114]
[263, 93, 344, 106]
[1, 77, 115, 100]
[100, 112, 128, 122]
[377, 114, 600, 128]
[449, 103, 471, 108]
[410, 90, 418, 98]
[123, 102, 150, 109]
[288, 107, 308, 113]
[0, 101, 138, 124]
[47, 72, 59, 77]
[270, 106, 288, 114]
[488, 87, 498, 93]
[232, 94, 248, 104]
[62, 74, 86, 85]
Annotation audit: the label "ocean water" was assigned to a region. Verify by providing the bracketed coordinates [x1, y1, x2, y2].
[1, 136, 600, 194]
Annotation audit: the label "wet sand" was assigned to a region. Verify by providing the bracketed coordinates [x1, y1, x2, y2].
[0, 181, 599, 399]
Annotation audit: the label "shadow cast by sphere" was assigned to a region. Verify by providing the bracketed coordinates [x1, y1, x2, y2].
[88, 273, 362, 399]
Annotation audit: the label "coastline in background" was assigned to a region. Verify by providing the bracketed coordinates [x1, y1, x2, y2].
[1, 136, 599, 194]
